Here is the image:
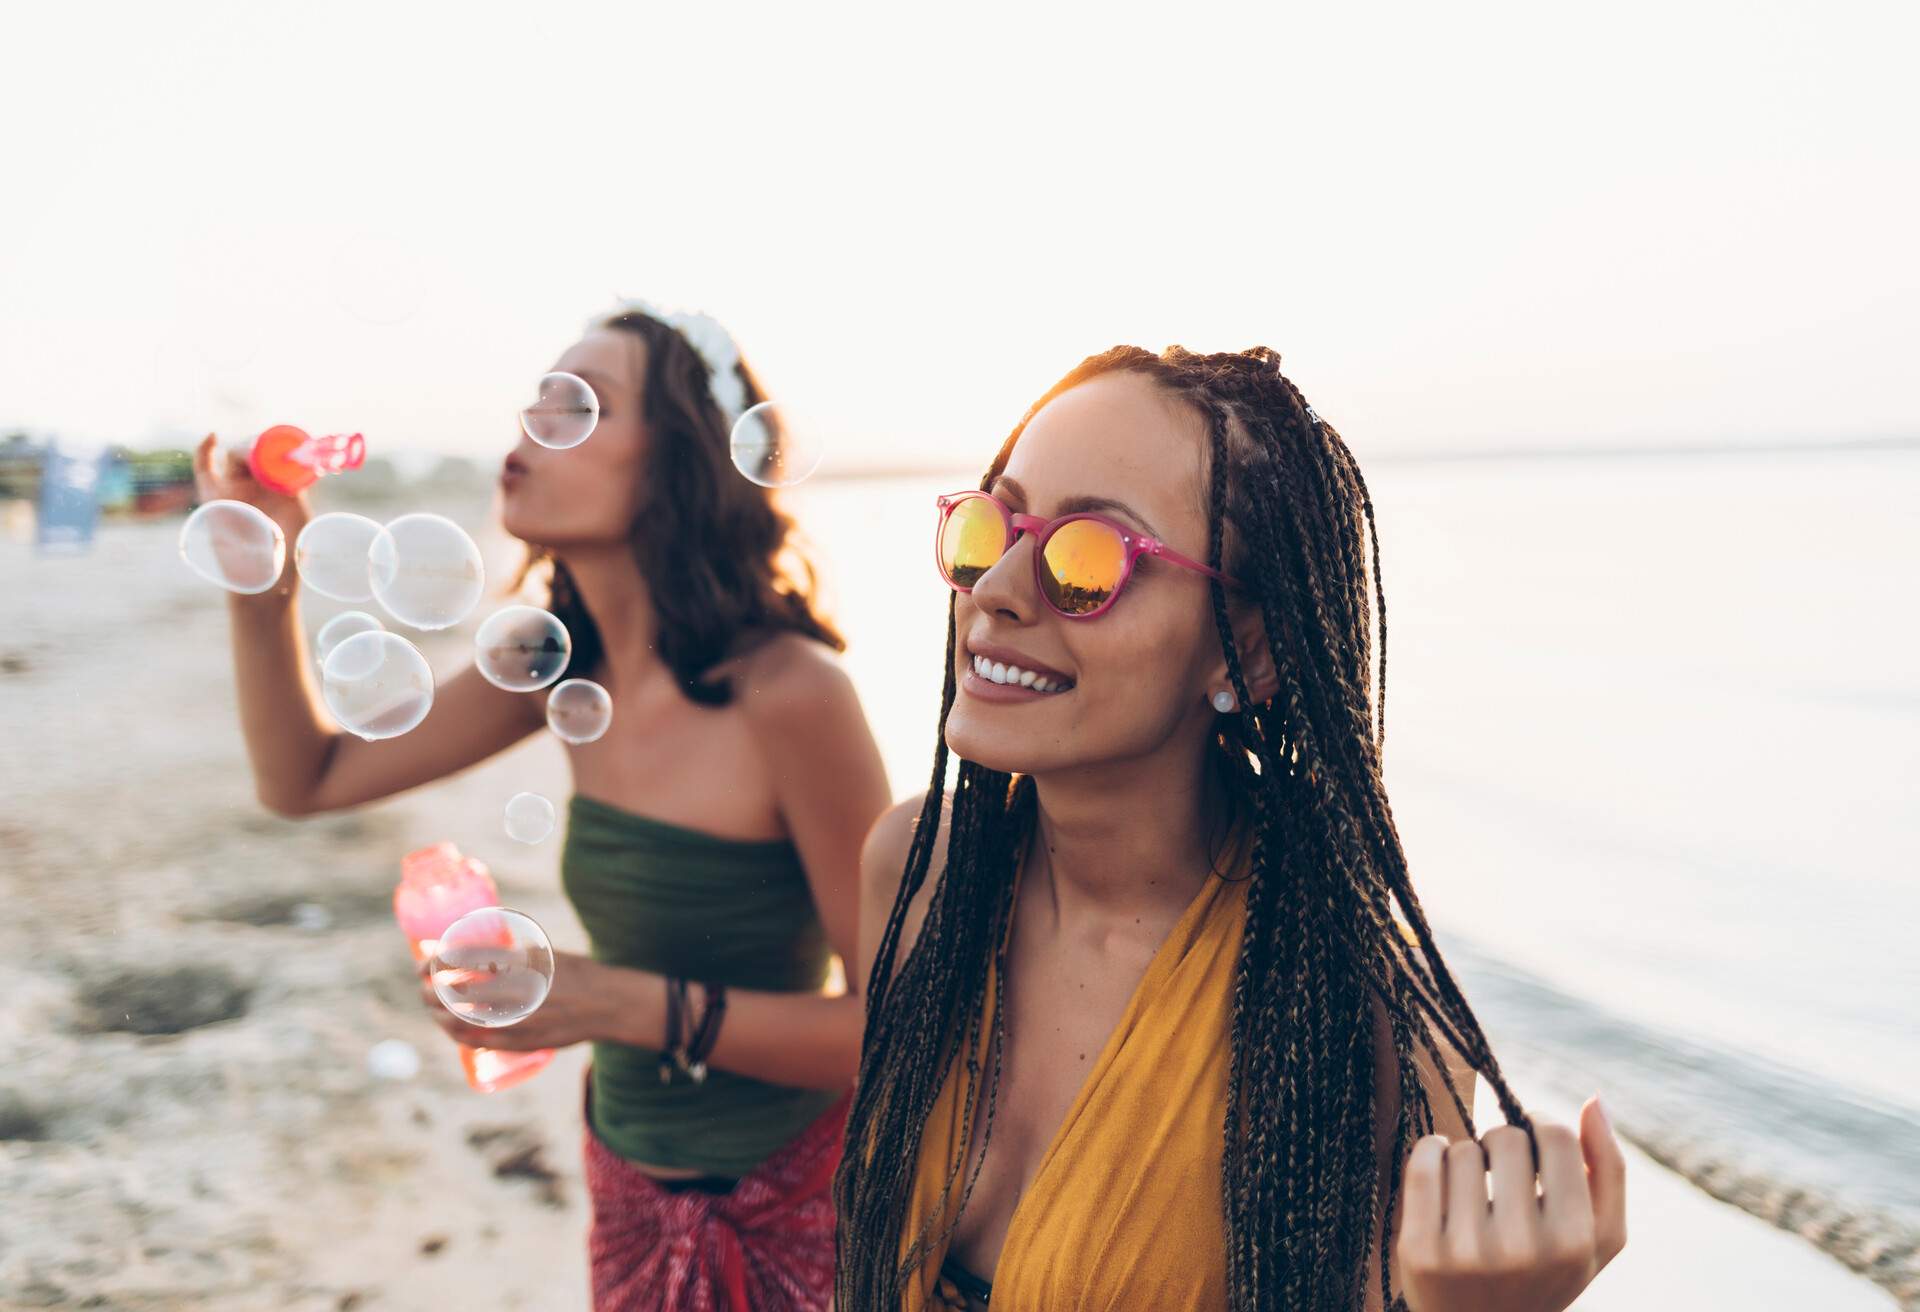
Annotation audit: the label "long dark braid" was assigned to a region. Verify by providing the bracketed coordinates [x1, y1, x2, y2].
[835, 345, 1533, 1311]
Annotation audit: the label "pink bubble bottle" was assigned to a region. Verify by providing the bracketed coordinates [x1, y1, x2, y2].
[393, 842, 555, 1093]
[248, 424, 366, 496]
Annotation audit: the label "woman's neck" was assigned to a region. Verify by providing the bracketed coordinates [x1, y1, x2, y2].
[1027, 735, 1230, 927]
[555, 545, 662, 689]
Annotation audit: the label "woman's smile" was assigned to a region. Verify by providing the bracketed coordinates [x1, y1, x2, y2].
[960, 637, 1076, 703]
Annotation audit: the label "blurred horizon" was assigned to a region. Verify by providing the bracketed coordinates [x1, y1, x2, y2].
[2, 0, 1916, 471]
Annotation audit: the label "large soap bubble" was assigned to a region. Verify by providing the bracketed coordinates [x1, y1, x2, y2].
[367, 513, 485, 630]
[294, 511, 381, 601]
[178, 500, 286, 594]
[314, 610, 385, 666]
[546, 678, 612, 745]
[473, 606, 571, 692]
[321, 630, 435, 740]
[503, 792, 556, 844]
[430, 907, 555, 1027]
[729, 402, 824, 488]
[519, 372, 599, 450]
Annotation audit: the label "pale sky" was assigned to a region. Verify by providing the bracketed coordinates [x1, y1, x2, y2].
[1, 0, 1914, 470]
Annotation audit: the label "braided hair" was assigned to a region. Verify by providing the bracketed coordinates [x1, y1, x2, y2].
[834, 345, 1533, 1311]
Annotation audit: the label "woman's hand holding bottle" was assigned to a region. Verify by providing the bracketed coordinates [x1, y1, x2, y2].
[192, 432, 312, 587]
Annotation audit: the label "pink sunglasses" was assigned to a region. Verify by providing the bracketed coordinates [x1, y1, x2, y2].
[935, 490, 1239, 619]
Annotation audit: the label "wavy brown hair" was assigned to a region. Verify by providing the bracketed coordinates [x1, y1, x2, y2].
[514, 310, 843, 704]
[835, 345, 1533, 1310]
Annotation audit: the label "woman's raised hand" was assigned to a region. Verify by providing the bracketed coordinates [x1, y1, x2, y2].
[192, 432, 312, 544]
[1397, 1095, 1627, 1312]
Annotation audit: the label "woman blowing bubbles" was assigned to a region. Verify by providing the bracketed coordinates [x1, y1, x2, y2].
[834, 346, 1627, 1310]
[196, 305, 890, 1311]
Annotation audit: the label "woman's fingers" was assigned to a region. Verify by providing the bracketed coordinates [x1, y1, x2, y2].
[192, 433, 224, 499]
[1482, 1124, 1542, 1259]
[1402, 1105, 1629, 1309]
[1579, 1096, 1629, 1264]
[1396, 1134, 1449, 1261]
[1443, 1138, 1488, 1257]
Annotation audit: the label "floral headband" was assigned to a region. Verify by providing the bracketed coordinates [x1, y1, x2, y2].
[602, 297, 750, 428]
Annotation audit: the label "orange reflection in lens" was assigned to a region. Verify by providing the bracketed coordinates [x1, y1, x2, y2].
[1041, 519, 1125, 614]
[941, 498, 1005, 587]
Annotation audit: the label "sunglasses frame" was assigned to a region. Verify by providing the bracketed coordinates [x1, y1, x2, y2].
[935, 490, 1240, 620]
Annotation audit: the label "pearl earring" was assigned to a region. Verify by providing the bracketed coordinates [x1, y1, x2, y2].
[1212, 689, 1238, 714]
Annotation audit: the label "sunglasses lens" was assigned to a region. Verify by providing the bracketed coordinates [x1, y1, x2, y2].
[939, 497, 1004, 588]
[1040, 519, 1127, 616]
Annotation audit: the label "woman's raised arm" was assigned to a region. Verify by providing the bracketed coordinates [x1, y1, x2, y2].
[198, 434, 545, 819]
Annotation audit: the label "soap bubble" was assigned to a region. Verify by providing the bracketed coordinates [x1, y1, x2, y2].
[178, 500, 286, 594]
[321, 630, 435, 740]
[366, 1037, 422, 1082]
[367, 513, 484, 630]
[294, 512, 381, 601]
[729, 401, 824, 488]
[333, 232, 422, 327]
[519, 372, 599, 450]
[503, 792, 556, 844]
[430, 907, 555, 1027]
[315, 611, 385, 666]
[546, 678, 612, 744]
[473, 606, 571, 692]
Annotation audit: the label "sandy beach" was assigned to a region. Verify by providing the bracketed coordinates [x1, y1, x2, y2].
[0, 484, 1903, 1310]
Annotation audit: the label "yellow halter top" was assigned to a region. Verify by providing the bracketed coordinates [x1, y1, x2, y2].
[899, 838, 1252, 1311]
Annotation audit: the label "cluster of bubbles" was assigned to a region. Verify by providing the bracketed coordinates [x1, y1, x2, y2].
[180, 344, 834, 1038]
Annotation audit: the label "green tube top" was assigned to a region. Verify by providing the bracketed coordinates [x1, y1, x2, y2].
[561, 792, 840, 1175]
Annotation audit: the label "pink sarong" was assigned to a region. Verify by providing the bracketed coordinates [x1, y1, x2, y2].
[583, 1081, 850, 1312]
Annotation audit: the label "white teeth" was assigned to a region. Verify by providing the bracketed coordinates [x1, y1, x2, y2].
[971, 652, 1070, 693]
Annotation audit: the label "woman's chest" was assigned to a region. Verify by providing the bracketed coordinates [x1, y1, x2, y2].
[946, 929, 1167, 1274]
[566, 694, 782, 839]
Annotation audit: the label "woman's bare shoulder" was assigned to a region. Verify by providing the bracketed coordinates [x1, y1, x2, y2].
[853, 790, 951, 996]
[729, 631, 857, 713]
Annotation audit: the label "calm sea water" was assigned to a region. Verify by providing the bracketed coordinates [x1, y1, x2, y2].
[787, 449, 1920, 1241]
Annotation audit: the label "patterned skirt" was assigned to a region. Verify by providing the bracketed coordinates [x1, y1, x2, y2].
[583, 1073, 850, 1312]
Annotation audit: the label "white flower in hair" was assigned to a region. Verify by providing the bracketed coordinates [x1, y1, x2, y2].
[606, 297, 748, 427]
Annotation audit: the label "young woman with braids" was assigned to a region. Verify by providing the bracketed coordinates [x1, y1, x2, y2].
[833, 346, 1628, 1311]
[196, 306, 889, 1310]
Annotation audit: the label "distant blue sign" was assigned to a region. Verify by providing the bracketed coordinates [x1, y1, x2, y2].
[36, 441, 106, 555]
